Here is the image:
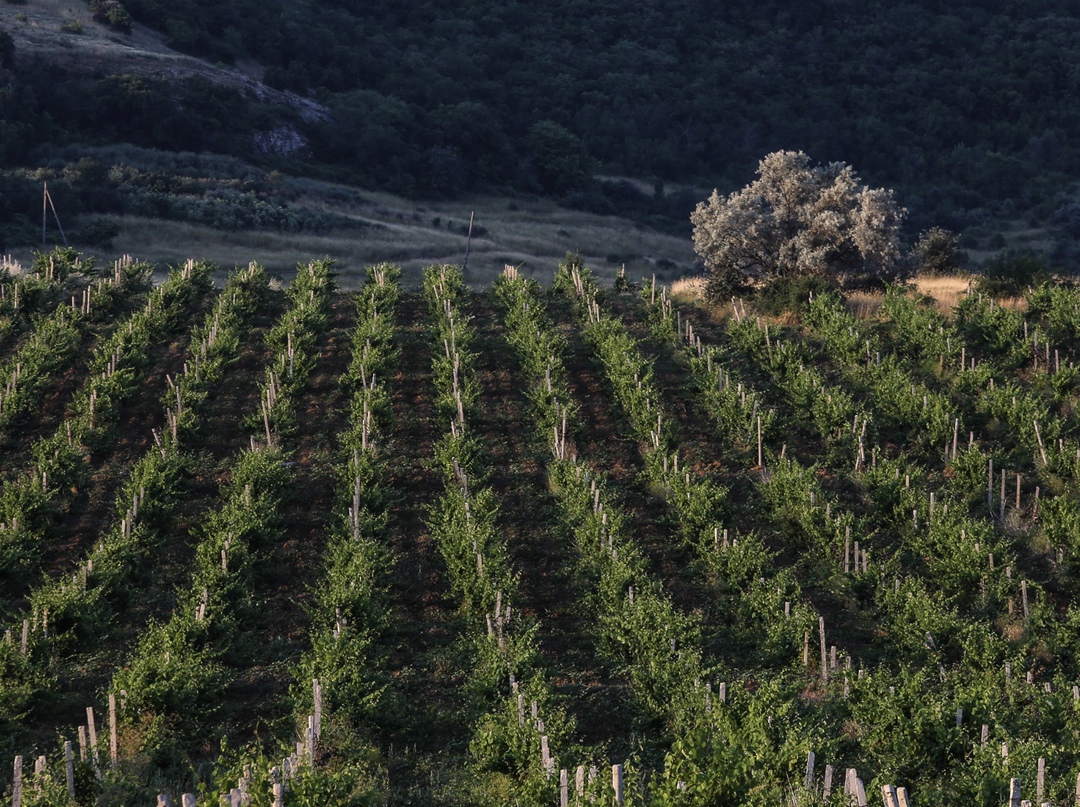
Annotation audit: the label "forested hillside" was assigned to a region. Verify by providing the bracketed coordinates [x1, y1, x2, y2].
[3, 0, 1080, 259]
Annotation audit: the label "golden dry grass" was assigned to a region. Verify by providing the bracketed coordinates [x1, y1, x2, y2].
[911, 274, 1027, 316]
[845, 290, 884, 319]
[669, 275, 706, 301]
[912, 275, 973, 315]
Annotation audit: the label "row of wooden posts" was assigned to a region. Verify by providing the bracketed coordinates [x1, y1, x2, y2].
[8, 680, 324, 807]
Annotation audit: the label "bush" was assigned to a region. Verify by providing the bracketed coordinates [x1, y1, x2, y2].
[753, 275, 838, 317]
[89, 0, 133, 33]
[977, 249, 1050, 297]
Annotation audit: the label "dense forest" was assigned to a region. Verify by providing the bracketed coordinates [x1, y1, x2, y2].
[3, 0, 1080, 259]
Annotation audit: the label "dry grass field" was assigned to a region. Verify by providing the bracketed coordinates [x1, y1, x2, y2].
[6, 183, 699, 288]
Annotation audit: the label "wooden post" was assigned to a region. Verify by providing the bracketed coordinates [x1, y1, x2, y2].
[1033, 420, 1047, 466]
[271, 766, 283, 807]
[896, 787, 910, 807]
[64, 741, 75, 800]
[612, 764, 624, 805]
[757, 415, 763, 469]
[844, 527, 851, 574]
[988, 458, 994, 509]
[823, 765, 834, 799]
[804, 751, 815, 791]
[13, 755, 22, 807]
[156, 795, 171, 807]
[1037, 758, 1045, 803]
[313, 679, 322, 743]
[819, 617, 827, 682]
[87, 706, 101, 774]
[109, 693, 118, 766]
[182, 795, 197, 807]
[560, 768, 569, 807]
[1010, 777, 1021, 807]
[882, 784, 899, 807]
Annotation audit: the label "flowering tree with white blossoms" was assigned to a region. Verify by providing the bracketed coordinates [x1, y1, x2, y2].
[691, 151, 907, 300]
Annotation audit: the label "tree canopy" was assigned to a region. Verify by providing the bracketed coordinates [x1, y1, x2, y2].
[691, 151, 906, 300]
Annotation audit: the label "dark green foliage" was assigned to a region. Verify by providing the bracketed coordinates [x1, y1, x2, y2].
[977, 250, 1051, 297]
[752, 275, 838, 316]
[527, 120, 594, 195]
[913, 227, 967, 275]
[89, 0, 133, 33]
[0, 0, 1077, 236]
[0, 28, 13, 69]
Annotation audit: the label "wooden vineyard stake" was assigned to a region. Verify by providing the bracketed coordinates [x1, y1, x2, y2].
[1038, 757, 1045, 803]
[560, 768, 569, 807]
[757, 415, 763, 469]
[844, 768, 867, 806]
[804, 751, 815, 792]
[87, 706, 102, 776]
[13, 755, 22, 807]
[823, 764, 834, 799]
[271, 766, 283, 807]
[845, 527, 851, 574]
[182, 795, 197, 807]
[896, 787, 910, 807]
[156, 795, 171, 807]
[1034, 419, 1048, 466]
[1009, 777, 1021, 807]
[612, 763, 624, 805]
[64, 741, 75, 800]
[819, 617, 828, 682]
[109, 693, 118, 766]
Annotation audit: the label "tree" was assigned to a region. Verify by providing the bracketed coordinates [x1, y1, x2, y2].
[912, 226, 966, 275]
[691, 151, 906, 300]
[527, 120, 594, 195]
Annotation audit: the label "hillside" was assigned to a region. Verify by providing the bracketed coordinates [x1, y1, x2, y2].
[2, 253, 1080, 804]
[5, 0, 1080, 269]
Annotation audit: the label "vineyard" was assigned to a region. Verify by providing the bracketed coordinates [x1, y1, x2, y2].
[4, 249, 1080, 806]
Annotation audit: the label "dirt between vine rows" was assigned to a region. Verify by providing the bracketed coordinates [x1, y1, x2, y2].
[650, 296, 887, 665]
[550, 296, 712, 624]
[376, 294, 471, 802]
[463, 294, 644, 756]
[218, 294, 356, 745]
[24, 292, 281, 752]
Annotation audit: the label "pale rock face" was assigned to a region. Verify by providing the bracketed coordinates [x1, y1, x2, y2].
[253, 126, 309, 157]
